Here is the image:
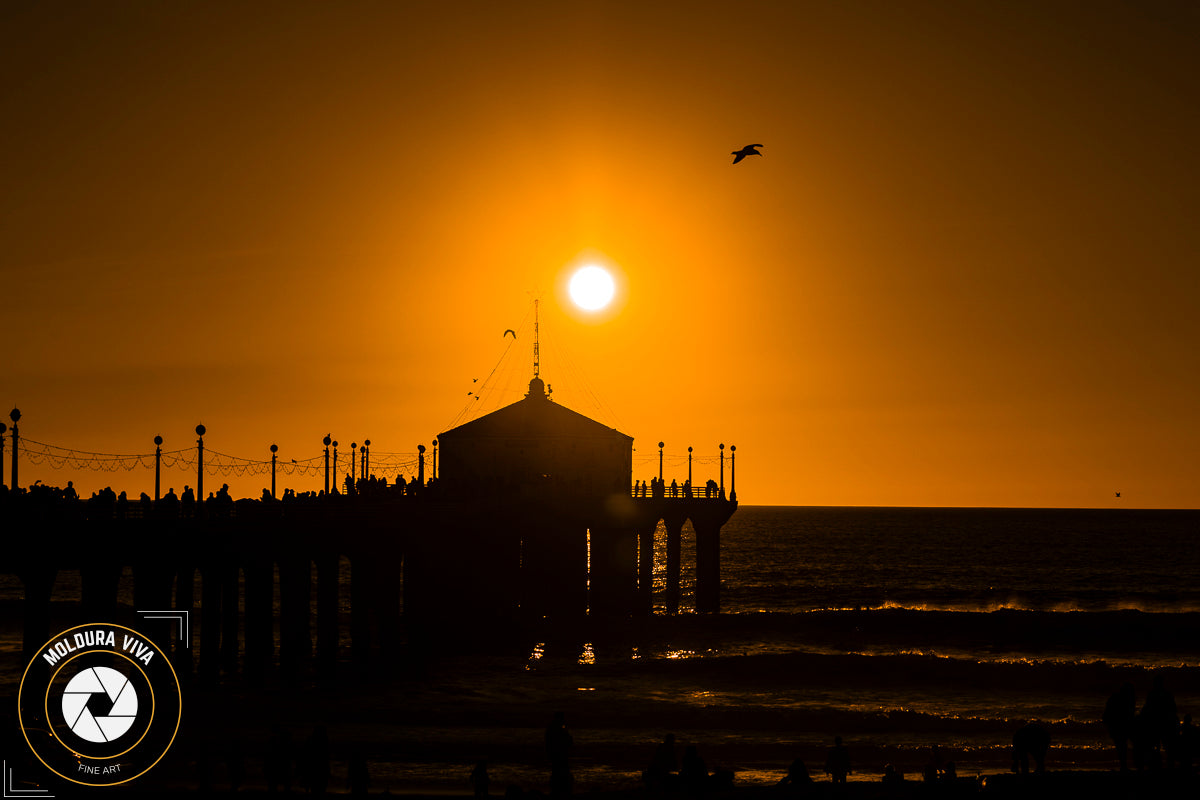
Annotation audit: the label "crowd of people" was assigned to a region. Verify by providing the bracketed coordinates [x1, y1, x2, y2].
[633, 477, 723, 499]
[0, 474, 440, 519]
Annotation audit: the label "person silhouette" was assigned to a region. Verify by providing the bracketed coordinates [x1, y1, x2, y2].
[644, 733, 678, 790]
[777, 757, 813, 794]
[1104, 682, 1137, 771]
[545, 712, 573, 798]
[1140, 674, 1179, 769]
[679, 745, 708, 794]
[470, 760, 489, 798]
[1011, 722, 1050, 775]
[824, 736, 850, 785]
[1180, 714, 1198, 772]
[348, 750, 370, 796]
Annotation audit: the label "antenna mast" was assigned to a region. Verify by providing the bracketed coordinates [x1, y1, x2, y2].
[533, 298, 540, 379]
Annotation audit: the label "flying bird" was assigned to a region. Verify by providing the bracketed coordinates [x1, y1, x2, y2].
[731, 144, 763, 164]
[1115, 492, 1121, 498]
[503, 329, 516, 339]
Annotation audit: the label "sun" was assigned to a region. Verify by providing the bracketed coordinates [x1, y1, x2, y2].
[568, 265, 615, 311]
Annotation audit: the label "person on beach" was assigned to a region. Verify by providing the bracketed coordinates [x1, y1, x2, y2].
[1011, 722, 1050, 775]
[1140, 674, 1180, 769]
[777, 757, 814, 794]
[644, 733, 678, 790]
[824, 736, 851, 785]
[680, 745, 709, 795]
[471, 760, 490, 798]
[1103, 682, 1137, 771]
[545, 712, 573, 797]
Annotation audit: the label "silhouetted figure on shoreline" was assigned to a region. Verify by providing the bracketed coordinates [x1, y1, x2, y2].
[1104, 682, 1137, 771]
[777, 757, 814, 794]
[1180, 714, 1198, 773]
[824, 736, 851, 785]
[680, 744, 708, 795]
[348, 750, 370, 796]
[644, 733, 678, 790]
[471, 759, 490, 798]
[1140, 674, 1179, 769]
[545, 712, 573, 798]
[1012, 722, 1050, 775]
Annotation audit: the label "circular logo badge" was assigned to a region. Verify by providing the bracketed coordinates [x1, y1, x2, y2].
[18, 623, 182, 787]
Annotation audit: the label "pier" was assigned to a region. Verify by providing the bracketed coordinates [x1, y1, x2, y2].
[1, 391, 738, 682]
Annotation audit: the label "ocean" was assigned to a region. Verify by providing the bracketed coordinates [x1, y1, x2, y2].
[3, 505, 1199, 790]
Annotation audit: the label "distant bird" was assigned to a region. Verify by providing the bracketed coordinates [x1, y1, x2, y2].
[473, 378, 478, 382]
[731, 144, 763, 164]
[504, 329, 516, 339]
[1115, 491, 1121, 498]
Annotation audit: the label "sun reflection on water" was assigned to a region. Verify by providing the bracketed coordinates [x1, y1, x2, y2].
[525, 642, 545, 671]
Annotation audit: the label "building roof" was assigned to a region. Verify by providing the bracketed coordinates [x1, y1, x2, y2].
[438, 377, 632, 443]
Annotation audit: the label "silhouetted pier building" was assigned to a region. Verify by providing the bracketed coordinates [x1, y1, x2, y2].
[2, 389, 736, 681]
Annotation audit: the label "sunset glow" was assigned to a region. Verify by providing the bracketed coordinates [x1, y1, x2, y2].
[1, 2, 1197, 508]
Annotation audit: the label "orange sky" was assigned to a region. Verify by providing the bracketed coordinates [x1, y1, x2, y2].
[3, 1, 1198, 508]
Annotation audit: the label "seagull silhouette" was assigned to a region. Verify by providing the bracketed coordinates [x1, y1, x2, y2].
[732, 144, 763, 164]
[503, 329, 516, 339]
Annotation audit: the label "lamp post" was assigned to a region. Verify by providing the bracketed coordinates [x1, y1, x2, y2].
[0, 422, 7, 489]
[332, 441, 339, 494]
[432, 439, 438, 480]
[323, 435, 332, 495]
[9, 408, 20, 491]
[350, 443, 357, 494]
[196, 424, 206, 505]
[362, 439, 370, 482]
[719, 443, 725, 500]
[687, 446, 693, 494]
[658, 441, 664, 485]
[154, 435, 163, 501]
[417, 444, 426, 490]
[270, 444, 278, 499]
[730, 445, 736, 502]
